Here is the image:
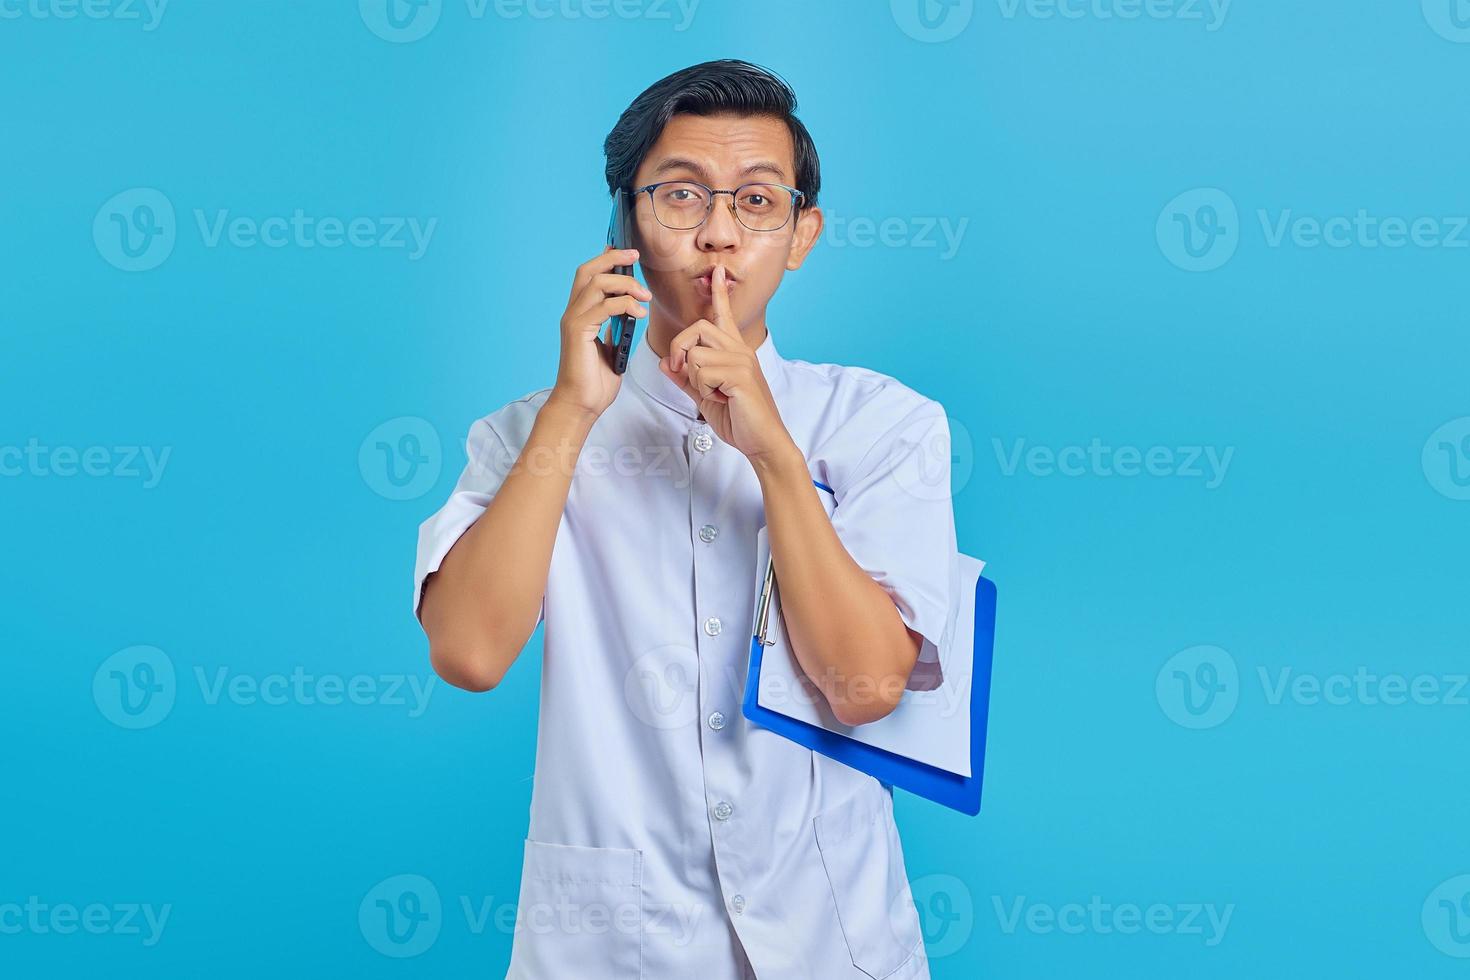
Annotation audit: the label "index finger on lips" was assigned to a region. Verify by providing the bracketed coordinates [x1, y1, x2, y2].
[711, 264, 739, 339]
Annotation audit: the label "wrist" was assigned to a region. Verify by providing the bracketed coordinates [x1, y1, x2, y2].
[542, 392, 601, 431]
[749, 438, 807, 485]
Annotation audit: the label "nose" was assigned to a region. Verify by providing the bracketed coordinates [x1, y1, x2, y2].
[695, 195, 742, 253]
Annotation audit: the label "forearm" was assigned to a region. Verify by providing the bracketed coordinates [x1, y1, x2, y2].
[421, 397, 596, 690]
[752, 445, 920, 726]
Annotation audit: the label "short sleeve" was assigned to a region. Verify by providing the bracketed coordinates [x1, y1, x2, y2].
[412, 414, 545, 627]
[826, 399, 961, 691]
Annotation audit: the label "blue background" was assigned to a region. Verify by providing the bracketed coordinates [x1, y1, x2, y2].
[4, 0, 1470, 976]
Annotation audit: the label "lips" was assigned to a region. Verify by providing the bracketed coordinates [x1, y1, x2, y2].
[694, 269, 738, 295]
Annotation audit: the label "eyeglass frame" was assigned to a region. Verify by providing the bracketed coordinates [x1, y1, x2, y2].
[626, 180, 807, 232]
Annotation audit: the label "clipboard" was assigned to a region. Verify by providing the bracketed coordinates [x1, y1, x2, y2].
[740, 484, 997, 816]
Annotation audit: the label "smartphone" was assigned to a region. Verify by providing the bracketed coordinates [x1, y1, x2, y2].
[605, 190, 639, 375]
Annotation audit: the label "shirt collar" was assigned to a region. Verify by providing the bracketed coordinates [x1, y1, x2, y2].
[627, 325, 783, 421]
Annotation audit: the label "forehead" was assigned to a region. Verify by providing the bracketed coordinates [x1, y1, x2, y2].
[637, 113, 795, 185]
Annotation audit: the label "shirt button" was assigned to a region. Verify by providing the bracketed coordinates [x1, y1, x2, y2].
[707, 711, 726, 731]
[698, 523, 719, 543]
[731, 894, 746, 915]
[693, 432, 714, 453]
[704, 617, 723, 637]
[713, 800, 733, 821]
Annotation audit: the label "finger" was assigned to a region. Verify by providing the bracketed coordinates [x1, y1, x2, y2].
[711, 264, 739, 339]
[589, 272, 652, 302]
[571, 247, 640, 298]
[686, 349, 751, 401]
[669, 319, 736, 373]
[572, 294, 648, 335]
[572, 273, 651, 318]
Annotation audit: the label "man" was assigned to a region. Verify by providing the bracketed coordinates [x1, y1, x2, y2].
[414, 59, 960, 980]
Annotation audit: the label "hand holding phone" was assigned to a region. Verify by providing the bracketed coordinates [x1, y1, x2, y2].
[550, 244, 650, 420]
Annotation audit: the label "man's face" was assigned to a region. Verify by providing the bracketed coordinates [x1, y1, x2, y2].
[629, 112, 822, 335]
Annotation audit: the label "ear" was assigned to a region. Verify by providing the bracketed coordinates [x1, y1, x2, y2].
[784, 206, 824, 272]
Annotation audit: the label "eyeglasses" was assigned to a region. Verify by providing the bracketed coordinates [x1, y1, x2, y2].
[629, 180, 805, 232]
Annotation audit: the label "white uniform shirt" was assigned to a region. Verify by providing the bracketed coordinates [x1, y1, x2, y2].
[414, 327, 961, 980]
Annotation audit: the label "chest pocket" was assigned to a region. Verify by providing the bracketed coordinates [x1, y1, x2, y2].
[506, 839, 644, 979]
[814, 794, 924, 979]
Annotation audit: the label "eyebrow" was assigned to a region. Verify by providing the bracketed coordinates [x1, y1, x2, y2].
[647, 157, 790, 184]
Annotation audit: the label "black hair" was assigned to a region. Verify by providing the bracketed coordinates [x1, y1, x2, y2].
[603, 59, 821, 209]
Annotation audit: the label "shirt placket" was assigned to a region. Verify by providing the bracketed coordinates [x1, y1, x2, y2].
[685, 418, 756, 945]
